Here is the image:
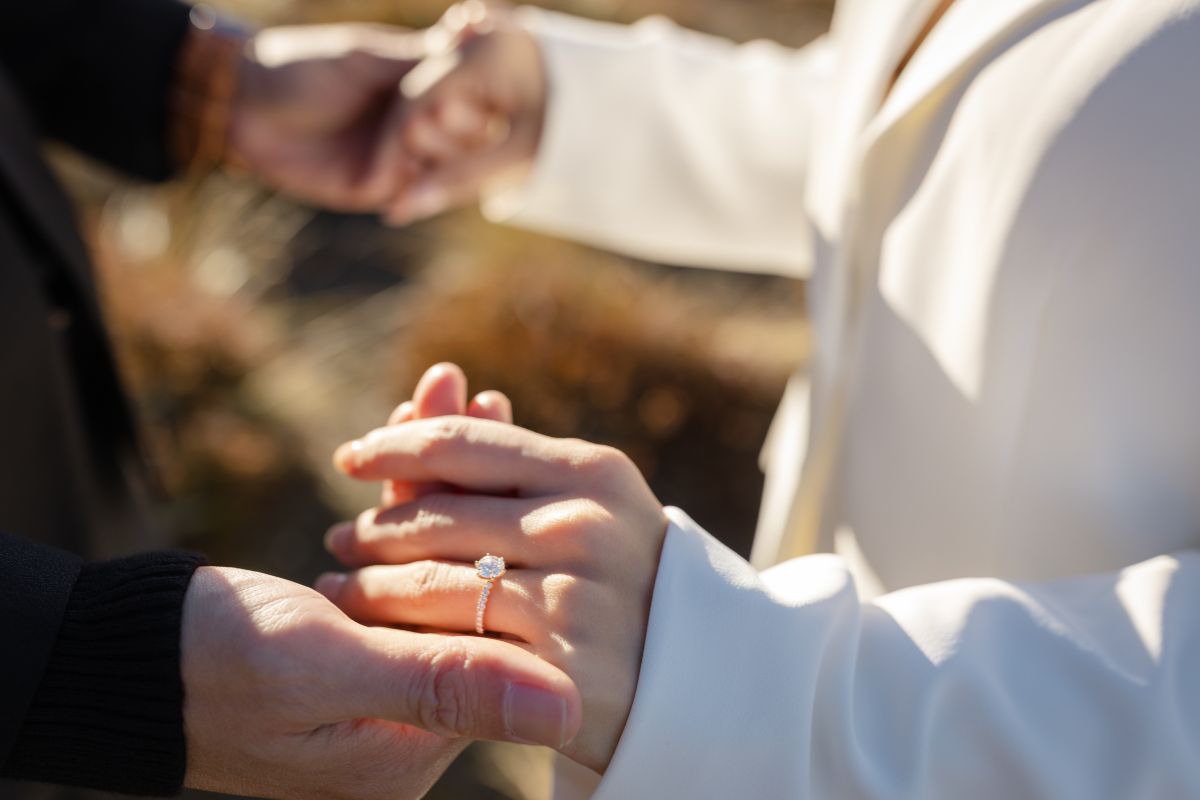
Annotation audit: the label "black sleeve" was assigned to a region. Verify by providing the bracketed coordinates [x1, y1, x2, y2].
[0, 535, 207, 796]
[0, 0, 194, 181]
[0, 532, 81, 764]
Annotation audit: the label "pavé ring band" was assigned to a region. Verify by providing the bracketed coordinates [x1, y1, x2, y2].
[474, 553, 506, 635]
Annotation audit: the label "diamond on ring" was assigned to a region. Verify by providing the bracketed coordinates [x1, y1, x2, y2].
[474, 554, 506, 634]
[476, 554, 506, 580]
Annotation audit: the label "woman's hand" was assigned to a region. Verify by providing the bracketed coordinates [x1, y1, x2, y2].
[319, 414, 669, 772]
[371, 361, 514, 507]
[374, 1, 549, 225]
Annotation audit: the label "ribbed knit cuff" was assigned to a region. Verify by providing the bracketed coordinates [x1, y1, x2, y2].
[1, 551, 207, 796]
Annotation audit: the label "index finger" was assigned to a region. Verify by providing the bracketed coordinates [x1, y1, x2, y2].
[334, 416, 594, 496]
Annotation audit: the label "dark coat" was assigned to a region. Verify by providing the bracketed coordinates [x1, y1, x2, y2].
[0, 0, 191, 794]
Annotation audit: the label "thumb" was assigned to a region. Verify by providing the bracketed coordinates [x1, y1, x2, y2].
[327, 626, 582, 749]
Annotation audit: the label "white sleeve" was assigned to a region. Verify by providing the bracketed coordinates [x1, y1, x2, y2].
[594, 507, 1200, 799]
[482, 9, 834, 278]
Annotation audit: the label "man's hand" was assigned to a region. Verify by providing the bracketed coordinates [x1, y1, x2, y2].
[181, 565, 581, 800]
[229, 23, 425, 211]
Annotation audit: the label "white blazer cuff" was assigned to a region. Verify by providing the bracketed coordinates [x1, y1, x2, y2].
[593, 506, 854, 799]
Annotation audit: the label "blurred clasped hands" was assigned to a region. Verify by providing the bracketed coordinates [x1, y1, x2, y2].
[180, 5, 671, 798]
[228, 0, 546, 224]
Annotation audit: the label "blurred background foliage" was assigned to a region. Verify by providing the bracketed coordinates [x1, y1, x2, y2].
[53, 0, 830, 797]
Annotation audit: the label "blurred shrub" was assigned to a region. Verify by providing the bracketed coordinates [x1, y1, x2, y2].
[389, 218, 807, 553]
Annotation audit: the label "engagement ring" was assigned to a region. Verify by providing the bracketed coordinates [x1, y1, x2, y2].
[474, 554, 506, 634]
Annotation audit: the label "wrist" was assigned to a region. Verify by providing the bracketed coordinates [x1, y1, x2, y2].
[170, 5, 252, 173]
[1, 551, 207, 795]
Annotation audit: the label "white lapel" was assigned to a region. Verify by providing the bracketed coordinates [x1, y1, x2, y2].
[863, 0, 1082, 151]
[764, 0, 1093, 568]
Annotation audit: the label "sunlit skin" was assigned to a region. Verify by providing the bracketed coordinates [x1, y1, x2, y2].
[277, 0, 964, 777]
[308, 0, 970, 773]
[319, 363, 668, 773]
[181, 561, 581, 799]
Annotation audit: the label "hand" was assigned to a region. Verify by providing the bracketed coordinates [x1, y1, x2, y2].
[229, 23, 424, 211]
[319, 414, 669, 772]
[182, 565, 581, 800]
[373, 361, 514, 508]
[373, 2, 549, 225]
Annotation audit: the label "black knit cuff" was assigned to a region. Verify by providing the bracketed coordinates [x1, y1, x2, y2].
[2, 551, 207, 796]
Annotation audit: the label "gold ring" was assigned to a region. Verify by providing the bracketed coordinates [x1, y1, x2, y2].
[474, 554, 506, 634]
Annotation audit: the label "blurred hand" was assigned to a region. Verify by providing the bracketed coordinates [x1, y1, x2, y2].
[181, 565, 580, 800]
[229, 23, 425, 211]
[320, 411, 669, 772]
[374, 2, 549, 225]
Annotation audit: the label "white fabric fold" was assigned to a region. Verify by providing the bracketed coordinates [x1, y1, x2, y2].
[597, 508, 1200, 799]
[483, 8, 831, 277]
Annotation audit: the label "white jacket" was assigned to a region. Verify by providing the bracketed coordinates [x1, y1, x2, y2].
[486, 0, 1200, 796]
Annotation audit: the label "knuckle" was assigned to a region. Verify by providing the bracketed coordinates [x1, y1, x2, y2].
[372, 497, 454, 543]
[572, 443, 631, 483]
[534, 498, 614, 543]
[410, 561, 456, 607]
[413, 641, 477, 736]
[417, 417, 470, 461]
[540, 572, 581, 613]
[539, 574, 596, 638]
[352, 507, 378, 550]
[412, 495, 456, 534]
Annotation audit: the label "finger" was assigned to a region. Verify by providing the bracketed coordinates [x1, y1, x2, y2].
[316, 561, 546, 643]
[439, 0, 491, 38]
[372, 55, 476, 191]
[387, 400, 416, 427]
[468, 390, 512, 424]
[324, 493, 536, 567]
[383, 402, 416, 505]
[325, 625, 580, 748]
[385, 363, 469, 503]
[403, 109, 468, 165]
[411, 362, 468, 419]
[408, 363, 471, 498]
[334, 417, 593, 495]
[439, 96, 492, 148]
[384, 122, 526, 226]
[333, 52, 424, 210]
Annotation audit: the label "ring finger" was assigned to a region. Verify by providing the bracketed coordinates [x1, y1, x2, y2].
[325, 493, 542, 568]
[317, 561, 548, 643]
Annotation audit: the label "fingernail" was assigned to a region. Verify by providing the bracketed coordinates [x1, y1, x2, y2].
[334, 439, 364, 471]
[324, 522, 354, 556]
[503, 683, 569, 749]
[315, 572, 347, 599]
